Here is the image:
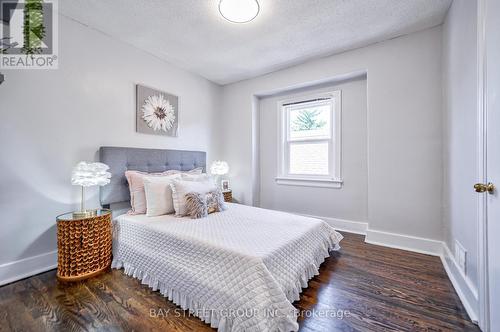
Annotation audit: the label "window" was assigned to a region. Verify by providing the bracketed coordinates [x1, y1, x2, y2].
[276, 90, 342, 188]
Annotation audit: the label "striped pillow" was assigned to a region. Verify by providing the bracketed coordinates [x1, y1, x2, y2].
[185, 190, 227, 219]
[185, 192, 208, 219]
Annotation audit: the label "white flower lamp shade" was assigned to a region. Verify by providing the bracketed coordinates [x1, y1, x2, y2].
[210, 160, 229, 175]
[71, 162, 111, 217]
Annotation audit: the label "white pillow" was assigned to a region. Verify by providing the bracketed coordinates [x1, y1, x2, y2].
[170, 179, 217, 216]
[181, 173, 213, 182]
[143, 174, 181, 217]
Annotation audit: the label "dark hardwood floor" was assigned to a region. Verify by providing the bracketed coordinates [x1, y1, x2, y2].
[0, 233, 479, 332]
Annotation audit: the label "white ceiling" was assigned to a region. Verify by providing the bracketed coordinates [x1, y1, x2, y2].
[59, 0, 452, 85]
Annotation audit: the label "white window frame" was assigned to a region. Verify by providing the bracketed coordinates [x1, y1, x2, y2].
[276, 90, 343, 188]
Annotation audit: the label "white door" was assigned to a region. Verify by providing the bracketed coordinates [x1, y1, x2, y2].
[484, 0, 500, 330]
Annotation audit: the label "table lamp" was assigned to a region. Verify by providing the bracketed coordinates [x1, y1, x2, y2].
[71, 161, 111, 218]
[210, 160, 229, 189]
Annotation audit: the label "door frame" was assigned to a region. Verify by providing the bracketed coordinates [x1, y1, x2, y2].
[476, 0, 489, 330]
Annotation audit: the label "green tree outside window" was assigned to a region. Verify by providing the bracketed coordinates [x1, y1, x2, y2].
[291, 109, 327, 131]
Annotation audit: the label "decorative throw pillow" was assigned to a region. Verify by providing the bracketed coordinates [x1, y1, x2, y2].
[125, 170, 171, 214]
[185, 192, 208, 219]
[170, 179, 217, 216]
[125, 168, 204, 214]
[181, 173, 212, 182]
[184, 190, 227, 219]
[206, 190, 227, 214]
[143, 174, 181, 217]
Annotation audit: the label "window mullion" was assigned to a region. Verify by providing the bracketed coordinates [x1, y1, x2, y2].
[287, 138, 331, 144]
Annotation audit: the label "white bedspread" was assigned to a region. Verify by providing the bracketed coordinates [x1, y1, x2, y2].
[112, 203, 343, 332]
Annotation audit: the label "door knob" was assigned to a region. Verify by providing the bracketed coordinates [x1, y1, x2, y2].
[474, 182, 495, 194]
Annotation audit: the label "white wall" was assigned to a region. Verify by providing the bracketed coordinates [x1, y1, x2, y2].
[442, 0, 479, 291]
[221, 26, 443, 240]
[0, 15, 222, 280]
[259, 78, 368, 222]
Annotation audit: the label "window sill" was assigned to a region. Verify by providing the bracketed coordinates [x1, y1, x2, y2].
[275, 177, 343, 189]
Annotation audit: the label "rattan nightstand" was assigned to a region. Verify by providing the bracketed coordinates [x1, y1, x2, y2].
[56, 209, 112, 282]
[222, 190, 232, 203]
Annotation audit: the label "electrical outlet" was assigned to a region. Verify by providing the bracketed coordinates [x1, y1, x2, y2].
[454, 240, 467, 274]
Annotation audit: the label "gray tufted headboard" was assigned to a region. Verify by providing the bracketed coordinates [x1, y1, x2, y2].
[99, 146, 206, 207]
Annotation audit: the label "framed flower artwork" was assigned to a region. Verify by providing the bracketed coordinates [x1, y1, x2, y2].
[136, 84, 179, 137]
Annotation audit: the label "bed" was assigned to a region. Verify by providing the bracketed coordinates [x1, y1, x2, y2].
[100, 146, 343, 332]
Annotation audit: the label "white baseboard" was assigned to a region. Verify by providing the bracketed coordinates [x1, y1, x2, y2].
[300, 214, 368, 235]
[365, 229, 444, 256]
[440, 244, 479, 323]
[0, 251, 57, 286]
[364, 228, 479, 324]
[278, 208, 479, 326]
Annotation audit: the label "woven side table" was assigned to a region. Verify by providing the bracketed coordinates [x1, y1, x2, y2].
[222, 190, 232, 203]
[56, 209, 112, 282]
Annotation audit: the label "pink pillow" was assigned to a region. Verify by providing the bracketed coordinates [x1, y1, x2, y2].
[125, 171, 169, 214]
[125, 167, 204, 214]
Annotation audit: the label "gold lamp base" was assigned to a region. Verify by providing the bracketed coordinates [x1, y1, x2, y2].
[72, 209, 98, 219]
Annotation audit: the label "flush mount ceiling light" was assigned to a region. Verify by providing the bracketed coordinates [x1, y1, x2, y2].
[219, 0, 260, 23]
